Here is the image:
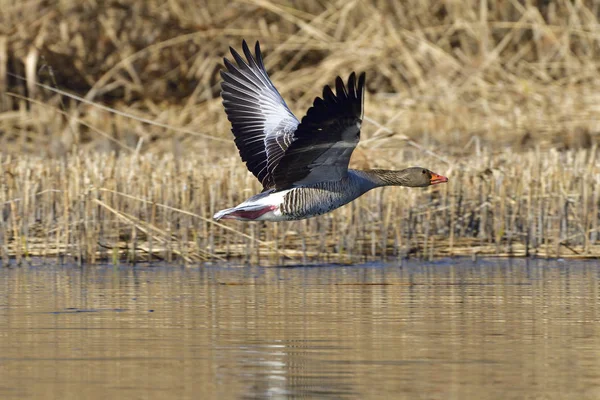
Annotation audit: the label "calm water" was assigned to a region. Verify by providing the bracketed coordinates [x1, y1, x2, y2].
[1, 259, 599, 399]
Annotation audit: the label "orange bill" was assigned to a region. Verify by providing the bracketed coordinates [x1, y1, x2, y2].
[430, 173, 448, 185]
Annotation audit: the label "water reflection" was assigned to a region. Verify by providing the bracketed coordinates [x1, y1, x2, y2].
[0, 259, 599, 399]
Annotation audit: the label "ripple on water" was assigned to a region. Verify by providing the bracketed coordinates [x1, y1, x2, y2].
[0, 258, 598, 399]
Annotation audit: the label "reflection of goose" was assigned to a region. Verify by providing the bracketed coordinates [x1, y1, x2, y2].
[214, 41, 448, 222]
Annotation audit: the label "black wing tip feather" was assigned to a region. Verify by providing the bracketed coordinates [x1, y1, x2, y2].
[311, 71, 367, 120]
[254, 42, 265, 69]
[225, 40, 264, 70]
[322, 71, 365, 98]
[221, 40, 269, 97]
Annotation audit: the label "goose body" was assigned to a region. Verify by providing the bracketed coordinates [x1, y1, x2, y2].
[214, 170, 371, 221]
[214, 41, 448, 222]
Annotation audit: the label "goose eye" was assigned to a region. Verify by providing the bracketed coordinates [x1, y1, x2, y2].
[422, 169, 426, 174]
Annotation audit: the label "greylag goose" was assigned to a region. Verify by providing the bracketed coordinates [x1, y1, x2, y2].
[214, 41, 448, 222]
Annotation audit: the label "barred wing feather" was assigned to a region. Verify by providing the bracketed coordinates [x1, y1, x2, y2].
[220, 40, 299, 189]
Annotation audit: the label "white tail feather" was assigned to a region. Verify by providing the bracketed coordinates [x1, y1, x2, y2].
[213, 207, 236, 220]
[213, 189, 290, 221]
[213, 204, 275, 221]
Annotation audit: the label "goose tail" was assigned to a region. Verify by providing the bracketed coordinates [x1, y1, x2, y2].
[213, 205, 278, 221]
[213, 207, 237, 221]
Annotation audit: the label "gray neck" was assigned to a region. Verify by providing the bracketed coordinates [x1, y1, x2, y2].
[350, 169, 415, 190]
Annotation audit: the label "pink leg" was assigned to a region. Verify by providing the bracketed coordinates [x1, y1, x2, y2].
[221, 206, 277, 220]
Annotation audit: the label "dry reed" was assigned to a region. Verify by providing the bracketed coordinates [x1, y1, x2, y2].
[1, 147, 600, 265]
[1, 0, 600, 264]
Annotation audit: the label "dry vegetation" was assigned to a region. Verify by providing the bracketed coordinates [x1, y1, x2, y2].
[1, 0, 600, 264]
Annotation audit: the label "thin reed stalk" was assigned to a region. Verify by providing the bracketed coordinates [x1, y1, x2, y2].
[0, 149, 597, 265]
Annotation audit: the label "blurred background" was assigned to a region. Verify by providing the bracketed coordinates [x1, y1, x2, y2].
[2, 0, 599, 157]
[1, 0, 600, 262]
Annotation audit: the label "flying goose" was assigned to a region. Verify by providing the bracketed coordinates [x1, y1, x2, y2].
[214, 41, 448, 222]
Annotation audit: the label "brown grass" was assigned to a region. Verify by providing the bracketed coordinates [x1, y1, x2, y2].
[1, 0, 600, 264]
[2, 147, 600, 265]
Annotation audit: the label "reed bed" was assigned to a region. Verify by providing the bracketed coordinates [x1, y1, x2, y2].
[2, 0, 600, 155]
[1, 0, 600, 264]
[1, 146, 599, 265]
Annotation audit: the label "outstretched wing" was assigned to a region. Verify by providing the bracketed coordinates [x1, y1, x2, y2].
[221, 40, 299, 189]
[272, 72, 366, 189]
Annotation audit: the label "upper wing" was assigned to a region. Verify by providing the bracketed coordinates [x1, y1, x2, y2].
[272, 72, 366, 189]
[221, 40, 299, 189]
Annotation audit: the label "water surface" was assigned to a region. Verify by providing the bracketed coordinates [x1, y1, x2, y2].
[1, 259, 599, 399]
